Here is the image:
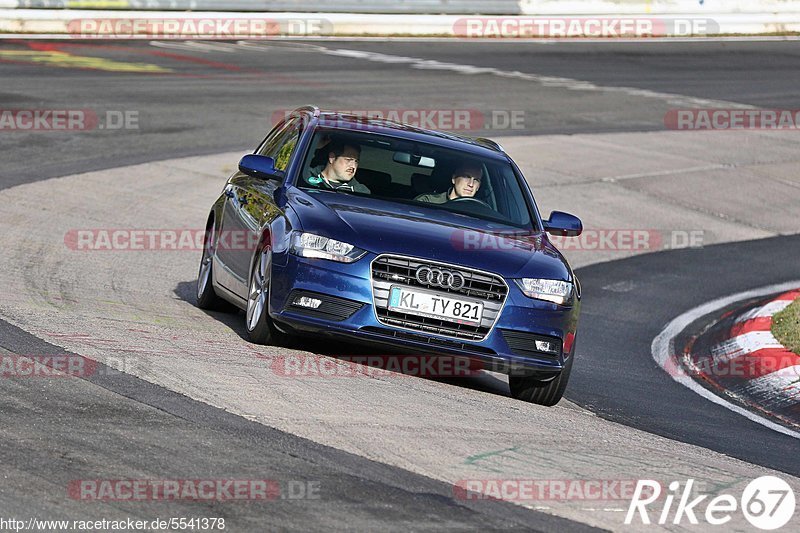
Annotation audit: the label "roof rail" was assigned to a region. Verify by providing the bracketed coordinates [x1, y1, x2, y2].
[295, 105, 321, 117]
[475, 137, 505, 153]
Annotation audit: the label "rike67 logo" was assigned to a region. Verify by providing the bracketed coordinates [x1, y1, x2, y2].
[626, 476, 795, 530]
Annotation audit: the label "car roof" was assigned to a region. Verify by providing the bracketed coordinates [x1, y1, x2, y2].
[307, 110, 511, 162]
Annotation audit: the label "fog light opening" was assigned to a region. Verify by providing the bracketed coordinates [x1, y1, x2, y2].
[293, 296, 322, 309]
[534, 339, 559, 355]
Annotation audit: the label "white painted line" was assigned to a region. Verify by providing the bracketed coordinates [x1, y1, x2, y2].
[149, 40, 204, 52]
[735, 299, 793, 323]
[652, 280, 800, 439]
[600, 164, 731, 183]
[178, 41, 239, 53]
[308, 45, 755, 110]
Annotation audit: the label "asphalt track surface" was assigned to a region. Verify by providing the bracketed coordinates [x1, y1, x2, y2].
[0, 323, 589, 531]
[2, 39, 800, 186]
[1, 39, 799, 529]
[574, 235, 800, 475]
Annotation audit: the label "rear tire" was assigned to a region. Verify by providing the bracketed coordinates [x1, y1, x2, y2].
[245, 245, 291, 346]
[196, 217, 232, 311]
[508, 355, 573, 406]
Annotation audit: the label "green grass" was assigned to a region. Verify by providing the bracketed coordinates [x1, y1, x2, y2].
[772, 298, 800, 354]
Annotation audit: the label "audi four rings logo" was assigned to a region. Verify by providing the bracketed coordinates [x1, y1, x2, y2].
[416, 266, 465, 290]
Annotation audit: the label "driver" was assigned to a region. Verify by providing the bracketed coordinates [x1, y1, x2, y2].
[414, 162, 482, 204]
[305, 139, 370, 194]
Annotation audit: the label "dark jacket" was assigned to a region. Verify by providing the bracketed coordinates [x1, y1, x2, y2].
[304, 168, 370, 194]
[414, 189, 451, 204]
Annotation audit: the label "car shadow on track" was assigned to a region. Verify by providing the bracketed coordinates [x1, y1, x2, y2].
[174, 280, 511, 399]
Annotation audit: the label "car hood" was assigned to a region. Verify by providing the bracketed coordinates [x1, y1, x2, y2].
[288, 188, 572, 280]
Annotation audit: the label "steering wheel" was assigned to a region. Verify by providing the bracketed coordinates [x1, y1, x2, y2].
[449, 196, 493, 209]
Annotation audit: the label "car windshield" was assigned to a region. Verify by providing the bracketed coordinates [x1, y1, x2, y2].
[297, 129, 536, 229]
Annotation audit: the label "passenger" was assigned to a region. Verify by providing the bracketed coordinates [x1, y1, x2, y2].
[414, 162, 482, 204]
[305, 140, 370, 194]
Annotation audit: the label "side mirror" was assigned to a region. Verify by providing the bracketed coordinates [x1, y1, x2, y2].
[239, 154, 283, 181]
[543, 211, 582, 237]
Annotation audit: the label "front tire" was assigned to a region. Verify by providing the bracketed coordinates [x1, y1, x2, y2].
[508, 355, 573, 406]
[245, 245, 290, 346]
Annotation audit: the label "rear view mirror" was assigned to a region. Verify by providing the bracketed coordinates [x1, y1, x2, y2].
[239, 154, 283, 181]
[393, 152, 436, 168]
[543, 211, 582, 237]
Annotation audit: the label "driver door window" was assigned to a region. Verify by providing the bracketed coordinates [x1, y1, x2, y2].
[258, 118, 302, 172]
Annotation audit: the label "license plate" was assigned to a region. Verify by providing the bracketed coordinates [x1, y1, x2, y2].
[388, 286, 483, 326]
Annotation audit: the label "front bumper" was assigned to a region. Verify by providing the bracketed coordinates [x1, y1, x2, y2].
[269, 252, 579, 376]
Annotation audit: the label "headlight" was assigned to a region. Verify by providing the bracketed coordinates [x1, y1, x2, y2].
[515, 278, 573, 305]
[290, 232, 366, 263]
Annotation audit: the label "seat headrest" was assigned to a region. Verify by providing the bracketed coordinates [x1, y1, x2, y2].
[410, 173, 433, 194]
[356, 168, 391, 191]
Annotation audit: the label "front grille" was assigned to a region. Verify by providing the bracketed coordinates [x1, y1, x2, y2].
[285, 290, 363, 321]
[372, 256, 507, 301]
[371, 255, 508, 341]
[501, 330, 562, 359]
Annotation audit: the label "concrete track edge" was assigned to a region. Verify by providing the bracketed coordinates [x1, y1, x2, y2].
[1, 9, 800, 37]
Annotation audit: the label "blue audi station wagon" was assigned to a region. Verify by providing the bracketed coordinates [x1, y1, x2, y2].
[197, 106, 583, 405]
